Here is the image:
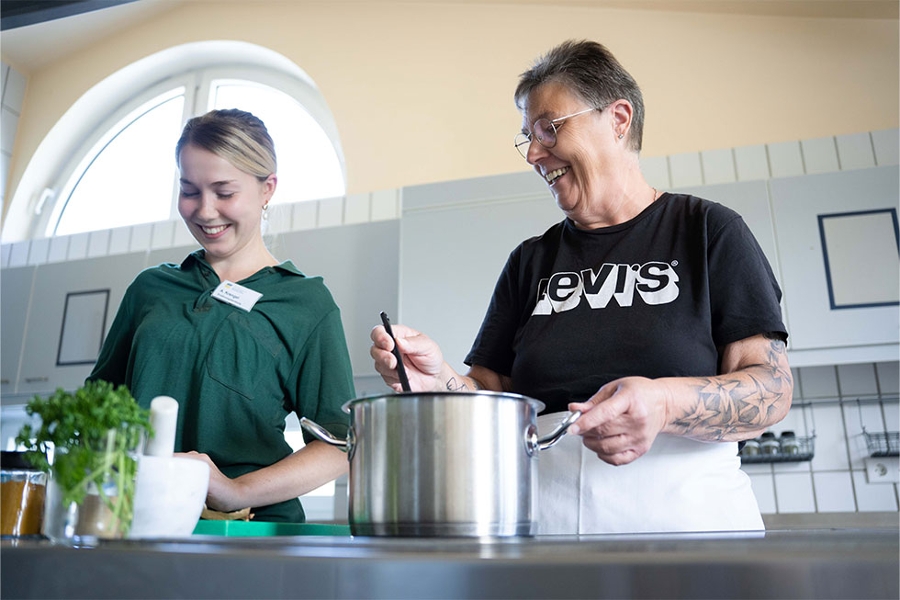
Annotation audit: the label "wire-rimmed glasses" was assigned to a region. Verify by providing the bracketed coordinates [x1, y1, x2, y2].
[514, 107, 599, 159]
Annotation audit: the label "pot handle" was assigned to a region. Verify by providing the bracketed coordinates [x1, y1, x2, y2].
[535, 411, 581, 452]
[299, 417, 350, 452]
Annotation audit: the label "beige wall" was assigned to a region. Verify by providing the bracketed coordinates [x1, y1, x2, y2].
[4, 1, 898, 209]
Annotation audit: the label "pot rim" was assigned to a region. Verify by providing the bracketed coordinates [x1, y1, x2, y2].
[341, 390, 546, 414]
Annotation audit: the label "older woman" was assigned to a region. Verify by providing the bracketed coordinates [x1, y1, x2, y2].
[371, 40, 792, 533]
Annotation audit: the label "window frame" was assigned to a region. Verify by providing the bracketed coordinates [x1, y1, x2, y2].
[36, 64, 346, 238]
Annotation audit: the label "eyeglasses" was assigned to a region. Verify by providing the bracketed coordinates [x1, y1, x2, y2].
[514, 107, 599, 159]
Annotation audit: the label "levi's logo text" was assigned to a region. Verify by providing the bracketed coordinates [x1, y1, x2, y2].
[532, 261, 680, 315]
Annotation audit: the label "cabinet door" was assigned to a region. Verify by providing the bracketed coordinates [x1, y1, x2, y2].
[280, 220, 400, 377]
[770, 166, 899, 352]
[401, 177, 559, 373]
[17, 253, 146, 395]
[0, 265, 36, 395]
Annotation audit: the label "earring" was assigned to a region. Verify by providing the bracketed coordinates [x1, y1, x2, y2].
[618, 133, 624, 139]
[262, 203, 269, 221]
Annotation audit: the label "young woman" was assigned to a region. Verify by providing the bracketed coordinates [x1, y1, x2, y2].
[91, 109, 354, 522]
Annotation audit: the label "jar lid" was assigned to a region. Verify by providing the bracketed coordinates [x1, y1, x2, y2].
[759, 431, 777, 439]
[0, 451, 38, 471]
[780, 430, 796, 438]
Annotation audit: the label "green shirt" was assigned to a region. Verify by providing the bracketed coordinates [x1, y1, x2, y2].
[90, 251, 354, 522]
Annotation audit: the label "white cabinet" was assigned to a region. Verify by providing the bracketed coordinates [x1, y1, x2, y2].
[17, 253, 146, 395]
[279, 221, 400, 377]
[0, 265, 35, 395]
[400, 172, 559, 372]
[770, 166, 899, 365]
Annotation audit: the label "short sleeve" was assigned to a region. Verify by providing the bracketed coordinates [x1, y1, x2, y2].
[707, 214, 787, 347]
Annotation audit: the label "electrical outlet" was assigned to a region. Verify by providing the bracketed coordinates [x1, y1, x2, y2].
[865, 456, 900, 483]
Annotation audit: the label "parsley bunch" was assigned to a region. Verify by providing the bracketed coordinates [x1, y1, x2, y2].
[16, 380, 153, 538]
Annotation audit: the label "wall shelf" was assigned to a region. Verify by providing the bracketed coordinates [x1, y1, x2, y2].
[740, 435, 816, 464]
[863, 430, 899, 457]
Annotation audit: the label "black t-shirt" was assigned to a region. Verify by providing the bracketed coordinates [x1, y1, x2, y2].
[464, 192, 787, 414]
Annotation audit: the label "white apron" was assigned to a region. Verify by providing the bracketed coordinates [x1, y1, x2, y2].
[536, 412, 764, 535]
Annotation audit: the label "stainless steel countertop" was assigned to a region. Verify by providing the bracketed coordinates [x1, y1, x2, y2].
[2, 528, 898, 599]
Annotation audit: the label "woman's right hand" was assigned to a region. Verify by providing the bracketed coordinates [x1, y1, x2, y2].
[370, 323, 445, 392]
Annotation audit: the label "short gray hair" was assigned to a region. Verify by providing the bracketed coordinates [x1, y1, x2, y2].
[514, 40, 645, 152]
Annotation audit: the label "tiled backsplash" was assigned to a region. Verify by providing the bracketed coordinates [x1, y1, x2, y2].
[743, 361, 899, 515]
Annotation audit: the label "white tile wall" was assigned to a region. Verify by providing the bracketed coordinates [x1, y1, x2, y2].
[838, 363, 880, 396]
[639, 155, 670, 190]
[265, 204, 292, 235]
[26, 237, 49, 266]
[814, 471, 857, 512]
[129, 223, 153, 252]
[668, 152, 703, 187]
[87, 229, 110, 258]
[743, 360, 899, 517]
[853, 470, 899, 511]
[318, 197, 343, 228]
[876, 362, 900, 395]
[768, 141, 805, 178]
[109, 227, 132, 256]
[8, 240, 28, 266]
[748, 472, 777, 513]
[150, 221, 175, 249]
[734, 144, 769, 182]
[371, 188, 400, 221]
[871, 129, 900, 166]
[799, 365, 839, 398]
[67, 232, 89, 260]
[774, 472, 816, 513]
[801, 136, 840, 174]
[836, 132, 876, 171]
[47, 236, 69, 263]
[344, 193, 370, 225]
[700, 148, 736, 185]
[292, 200, 318, 231]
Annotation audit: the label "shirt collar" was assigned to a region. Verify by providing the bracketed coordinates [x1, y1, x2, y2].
[181, 250, 306, 278]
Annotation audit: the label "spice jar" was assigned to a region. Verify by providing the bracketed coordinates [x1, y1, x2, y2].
[740, 439, 760, 457]
[759, 431, 780, 456]
[1, 451, 47, 537]
[780, 431, 801, 456]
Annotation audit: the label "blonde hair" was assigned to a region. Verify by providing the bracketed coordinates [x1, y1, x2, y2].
[175, 109, 276, 180]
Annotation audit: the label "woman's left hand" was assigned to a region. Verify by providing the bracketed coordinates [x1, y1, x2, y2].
[567, 376, 670, 466]
[177, 450, 246, 513]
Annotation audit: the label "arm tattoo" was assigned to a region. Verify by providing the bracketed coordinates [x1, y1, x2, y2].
[446, 377, 480, 391]
[670, 337, 793, 441]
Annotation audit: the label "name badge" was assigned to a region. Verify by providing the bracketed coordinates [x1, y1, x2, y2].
[212, 281, 262, 312]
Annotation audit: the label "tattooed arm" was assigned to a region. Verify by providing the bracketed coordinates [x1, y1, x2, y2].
[568, 333, 793, 466]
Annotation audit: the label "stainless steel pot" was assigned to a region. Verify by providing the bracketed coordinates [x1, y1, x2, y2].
[300, 391, 578, 538]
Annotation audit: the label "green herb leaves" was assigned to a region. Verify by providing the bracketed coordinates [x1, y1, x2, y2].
[15, 380, 153, 537]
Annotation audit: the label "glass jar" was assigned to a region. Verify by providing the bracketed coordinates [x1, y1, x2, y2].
[740, 439, 761, 457]
[42, 428, 142, 546]
[759, 431, 781, 456]
[780, 430, 801, 455]
[1, 451, 47, 537]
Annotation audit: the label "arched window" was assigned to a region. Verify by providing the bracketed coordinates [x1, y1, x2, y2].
[6, 42, 346, 240]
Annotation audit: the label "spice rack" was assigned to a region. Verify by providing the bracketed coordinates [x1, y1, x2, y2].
[740, 399, 816, 464]
[740, 432, 816, 464]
